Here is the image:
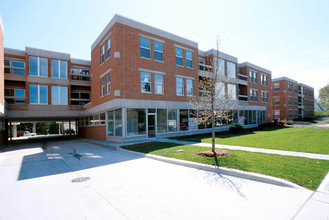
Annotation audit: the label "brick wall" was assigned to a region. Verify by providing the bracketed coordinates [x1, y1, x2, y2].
[91, 23, 199, 107]
[0, 21, 4, 108]
[78, 126, 106, 140]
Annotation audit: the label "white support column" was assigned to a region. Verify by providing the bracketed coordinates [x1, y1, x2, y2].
[32, 123, 36, 133]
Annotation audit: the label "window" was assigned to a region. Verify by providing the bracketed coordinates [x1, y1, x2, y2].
[261, 74, 267, 86]
[254, 72, 257, 83]
[175, 48, 183, 66]
[179, 109, 188, 131]
[215, 82, 226, 99]
[154, 74, 164, 94]
[157, 109, 167, 133]
[101, 77, 105, 96]
[140, 37, 150, 59]
[168, 109, 177, 131]
[186, 51, 193, 68]
[29, 56, 48, 77]
[274, 97, 280, 106]
[261, 91, 268, 103]
[127, 108, 146, 136]
[294, 85, 298, 93]
[4, 59, 25, 75]
[51, 59, 67, 79]
[215, 58, 225, 76]
[154, 41, 163, 62]
[186, 79, 193, 96]
[227, 62, 236, 78]
[107, 109, 123, 136]
[294, 110, 299, 119]
[141, 72, 151, 93]
[294, 97, 298, 106]
[14, 89, 25, 104]
[288, 96, 293, 105]
[288, 109, 293, 119]
[176, 77, 184, 96]
[249, 71, 253, 83]
[107, 39, 111, 58]
[51, 86, 68, 105]
[250, 89, 258, 102]
[101, 45, 105, 63]
[228, 84, 236, 100]
[288, 83, 293, 92]
[106, 73, 111, 94]
[5, 88, 26, 104]
[29, 84, 48, 104]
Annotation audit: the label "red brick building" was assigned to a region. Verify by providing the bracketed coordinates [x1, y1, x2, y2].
[272, 77, 314, 121]
[0, 14, 313, 143]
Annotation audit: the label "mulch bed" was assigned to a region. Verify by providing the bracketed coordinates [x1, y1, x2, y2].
[197, 149, 230, 157]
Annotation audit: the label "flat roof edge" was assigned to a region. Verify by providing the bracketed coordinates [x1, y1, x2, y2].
[91, 14, 198, 50]
[272, 77, 298, 84]
[238, 62, 271, 74]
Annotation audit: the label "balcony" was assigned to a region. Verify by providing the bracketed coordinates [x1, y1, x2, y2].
[198, 64, 213, 77]
[69, 70, 91, 86]
[238, 74, 248, 81]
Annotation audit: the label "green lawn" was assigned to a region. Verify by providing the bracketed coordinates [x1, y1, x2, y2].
[180, 127, 329, 154]
[126, 142, 329, 190]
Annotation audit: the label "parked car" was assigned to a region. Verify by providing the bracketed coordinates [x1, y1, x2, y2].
[24, 131, 36, 136]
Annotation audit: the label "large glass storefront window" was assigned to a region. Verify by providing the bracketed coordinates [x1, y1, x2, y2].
[157, 109, 167, 133]
[179, 109, 189, 131]
[189, 110, 198, 131]
[168, 109, 177, 132]
[198, 110, 206, 129]
[107, 109, 122, 136]
[127, 108, 146, 136]
[252, 110, 257, 124]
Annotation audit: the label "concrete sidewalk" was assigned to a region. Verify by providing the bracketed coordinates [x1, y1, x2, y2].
[156, 138, 329, 161]
[0, 140, 319, 219]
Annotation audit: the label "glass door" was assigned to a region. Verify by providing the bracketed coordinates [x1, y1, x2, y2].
[147, 114, 156, 138]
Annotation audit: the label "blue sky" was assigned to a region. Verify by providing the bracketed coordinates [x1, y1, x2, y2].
[1, 0, 328, 97]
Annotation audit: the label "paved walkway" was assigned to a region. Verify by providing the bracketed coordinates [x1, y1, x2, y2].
[156, 138, 329, 161]
[0, 140, 319, 219]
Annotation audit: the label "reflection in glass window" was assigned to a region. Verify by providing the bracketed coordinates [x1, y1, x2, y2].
[157, 109, 167, 133]
[227, 62, 236, 78]
[176, 78, 184, 96]
[186, 51, 193, 68]
[107, 111, 114, 136]
[154, 74, 164, 94]
[228, 84, 236, 100]
[114, 109, 122, 136]
[175, 48, 183, 66]
[51, 59, 67, 78]
[179, 109, 188, 131]
[186, 79, 193, 96]
[29, 56, 38, 76]
[29, 56, 48, 77]
[140, 37, 150, 58]
[30, 84, 48, 104]
[101, 45, 105, 63]
[107, 39, 111, 58]
[154, 41, 163, 61]
[127, 109, 146, 136]
[215, 58, 225, 76]
[168, 109, 177, 132]
[51, 86, 67, 105]
[141, 72, 151, 93]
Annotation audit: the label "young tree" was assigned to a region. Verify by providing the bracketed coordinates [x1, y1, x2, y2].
[319, 84, 329, 107]
[189, 44, 237, 165]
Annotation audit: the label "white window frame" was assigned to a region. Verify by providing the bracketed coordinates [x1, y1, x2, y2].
[175, 48, 183, 66]
[51, 59, 67, 79]
[101, 45, 105, 63]
[140, 37, 151, 59]
[176, 77, 184, 96]
[141, 72, 151, 93]
[106, 38, 111, 59]
[154, 74, 164, 94]
[101, 77, 105, 96]
[51, 86, 68, 105]
[106, 73, 111, 94]
[30, 84, 48, 104]
[186, 79, 193, 96]
[185, 51, 193, 68]
[154, 41, 163, 62]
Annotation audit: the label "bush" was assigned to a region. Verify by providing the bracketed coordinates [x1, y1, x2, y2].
[229, 124, 243, 133]
[286, 120, 294, 125]
[258, 122, 281, 130]
[315, 110, 329, 117]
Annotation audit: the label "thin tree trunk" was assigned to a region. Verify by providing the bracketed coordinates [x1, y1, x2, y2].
[211, 86, 218, 166]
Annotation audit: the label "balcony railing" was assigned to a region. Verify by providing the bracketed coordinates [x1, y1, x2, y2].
[198, 64, 213, 72]
[238, 74, 248, 81]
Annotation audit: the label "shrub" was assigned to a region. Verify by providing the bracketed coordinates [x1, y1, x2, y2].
[286, 120, 294, 125]
[229, 124, 243, 133]
[258, 122, 280, 130]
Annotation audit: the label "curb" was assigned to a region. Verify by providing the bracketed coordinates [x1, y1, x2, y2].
[80, 139, 306, 190]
